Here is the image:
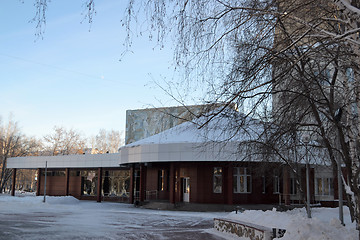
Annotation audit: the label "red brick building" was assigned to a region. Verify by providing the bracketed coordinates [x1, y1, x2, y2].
[7, 107, 343, 207]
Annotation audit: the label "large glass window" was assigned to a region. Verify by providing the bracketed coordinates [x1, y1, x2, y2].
[158, 170, 165, 191]
[102, 170, 130, 197]
[81, 171, 97, 196]
[213, 167, 223, 193]
[42, 170, 65, 176]
[315, 177, 334, 196]
[70, 171, 80, 177]
[233, 167, 251, 193]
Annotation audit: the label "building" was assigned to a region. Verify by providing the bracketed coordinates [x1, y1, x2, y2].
[6, 106, 344, 207]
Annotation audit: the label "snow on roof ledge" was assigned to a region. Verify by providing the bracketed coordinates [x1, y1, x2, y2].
[7, 111, 266, 169]
[119, 141, 258, 164]
[7, 153, 121, 169]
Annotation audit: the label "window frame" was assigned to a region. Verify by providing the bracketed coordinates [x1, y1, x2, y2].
[290, 177, 298, 195]
[158, 169, 165, 191]
[273, 170, 281, 194]
[233, 167, 252, 194]
[315, 177, 334, 196]
[213, 167, 223, 194]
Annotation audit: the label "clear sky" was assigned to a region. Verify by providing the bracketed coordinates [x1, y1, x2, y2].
[0, 1, 181, 139]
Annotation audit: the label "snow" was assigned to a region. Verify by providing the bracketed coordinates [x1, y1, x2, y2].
[125, 111, 262, 147]
[226, 207, 358, 240]
[0, 194, 226, 240]
[0, 194, 358, 239]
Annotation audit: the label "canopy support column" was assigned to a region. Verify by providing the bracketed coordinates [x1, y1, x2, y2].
[11, 169, 16, 196]
[65, 168, 70, 196]
[97, 167, 102, 202]
[169, 163, 176, 204]
[36, 168, 42, 196]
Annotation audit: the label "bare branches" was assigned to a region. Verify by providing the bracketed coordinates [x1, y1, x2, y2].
[0, 117, 42, 192]
[43, 126, 86, 156]
[81, 0, 96, 27]
[90, 129, 124, 154]
[30, 0, 48, 39]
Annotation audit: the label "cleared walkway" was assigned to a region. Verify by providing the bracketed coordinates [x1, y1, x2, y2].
[0, 195, 227, 240]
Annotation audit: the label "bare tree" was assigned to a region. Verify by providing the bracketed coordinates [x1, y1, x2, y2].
[0, 118, 42, 193]
[27, 0, 360, 233]
[90, 129, 124, 154]
[43, 126, 86, 156]
[122, 0, 360, 233]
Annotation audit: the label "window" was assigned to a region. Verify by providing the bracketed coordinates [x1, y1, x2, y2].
[213, 167, 223, 193]
[273, 170, 281, 194]
[81, 171, 97, 196]
[290, 178, 298, 195]
[70, 171, 80, 177]
[166, 170, 170, 191]
[233, 167, 251, 193]
[346, 68, 354, 82]
[102, 170, 130, 197]
[315, 69, 331, 86]
[352, 103, 358, 117]
[315, 177, 334, 196]
[158, 170, 165, 191]
[42, 170, 65, 176]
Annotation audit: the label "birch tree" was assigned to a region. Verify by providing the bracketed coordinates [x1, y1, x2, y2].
[43, 126, 86, 156]
[122, 0, 360, 233]
[90, 129, 124, 154]
[0, 118, 41, 193]
[29, 0, 360, 233]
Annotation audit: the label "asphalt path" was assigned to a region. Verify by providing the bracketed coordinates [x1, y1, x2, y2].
[0, 199, 227, 240]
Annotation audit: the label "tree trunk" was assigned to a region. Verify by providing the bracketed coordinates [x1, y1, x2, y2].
[0, 156, 7, 193]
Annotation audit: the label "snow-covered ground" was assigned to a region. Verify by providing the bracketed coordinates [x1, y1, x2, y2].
[0, 193, 225, 240]
[0, 193, 358, 240]
[227, 206, 358, 240]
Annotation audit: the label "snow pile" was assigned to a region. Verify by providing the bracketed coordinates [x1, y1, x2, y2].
[44, 196, 80, 205]
[0, 194, 79, 205]
[226, 207, 358, 240]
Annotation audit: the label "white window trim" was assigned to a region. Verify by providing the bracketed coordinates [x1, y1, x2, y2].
[290, 177, 298, 195]
[273, 175, 280, 194]
[315, 177, 333, 196]
[213, 167, 222, 194]
[233, 167, 252, 194]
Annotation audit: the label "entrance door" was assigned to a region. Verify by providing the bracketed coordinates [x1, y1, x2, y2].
[182, 177, 190, 202]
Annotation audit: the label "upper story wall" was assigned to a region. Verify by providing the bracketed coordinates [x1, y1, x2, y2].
[125, 104, 228, 145]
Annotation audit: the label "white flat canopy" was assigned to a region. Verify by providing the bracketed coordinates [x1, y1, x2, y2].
[7, 110, 265, 169]
[7, 153, 121, 169]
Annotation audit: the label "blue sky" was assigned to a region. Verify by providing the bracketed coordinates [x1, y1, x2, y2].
[0, 1, 182, 139]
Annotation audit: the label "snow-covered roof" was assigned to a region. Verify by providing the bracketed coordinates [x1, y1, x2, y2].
[125, 110, 262, 147]
[8, 110, 265, 169]
[118, 111, 265, 164]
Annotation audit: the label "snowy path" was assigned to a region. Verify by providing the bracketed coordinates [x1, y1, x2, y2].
[0, 195, 227, 240]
